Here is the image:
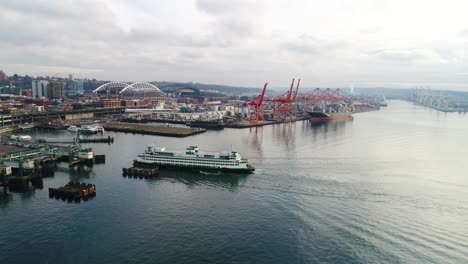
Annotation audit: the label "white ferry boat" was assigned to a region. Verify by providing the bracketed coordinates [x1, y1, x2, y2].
[135, 146, 255, 173]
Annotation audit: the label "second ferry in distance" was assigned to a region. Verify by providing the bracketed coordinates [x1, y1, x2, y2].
[135, 146, 255, 173]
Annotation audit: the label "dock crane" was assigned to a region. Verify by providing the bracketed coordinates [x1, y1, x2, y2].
[268, 78, 301, 121]
[245, 82, 268, 124]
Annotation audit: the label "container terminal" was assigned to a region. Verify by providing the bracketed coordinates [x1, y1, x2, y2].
[0, 76, 384, 195]
[0, 74, 390, 137]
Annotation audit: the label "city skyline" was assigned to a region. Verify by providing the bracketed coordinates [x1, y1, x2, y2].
[2, 0, 468, 90]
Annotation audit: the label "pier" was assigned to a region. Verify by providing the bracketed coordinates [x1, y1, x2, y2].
[0, 141, 105, 192]
[101, 122, 206, 137]
[0, 107, 126, 127]
[39, 136, 114, 144]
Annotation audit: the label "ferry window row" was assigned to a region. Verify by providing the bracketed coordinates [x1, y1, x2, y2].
[144, 156, 239, 163]
[144, 158, 239, 165]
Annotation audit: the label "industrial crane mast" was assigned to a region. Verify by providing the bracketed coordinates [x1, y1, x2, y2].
[246, 82, 268, 124]
[268, 78, 301, 121]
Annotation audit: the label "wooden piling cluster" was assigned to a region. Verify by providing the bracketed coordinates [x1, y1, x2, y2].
[122, 161, 159, 178]
[94, 155, 106, 164]
[49, 181, 96, 202]
[122, 167, 159, 178]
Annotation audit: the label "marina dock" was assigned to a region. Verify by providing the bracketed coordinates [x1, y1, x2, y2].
[101, 122, 206, 137]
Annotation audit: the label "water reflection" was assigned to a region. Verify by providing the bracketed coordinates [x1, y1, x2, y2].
[0, 189, 13, 206]
[148, 169, 249, 190]
[271, 123, 296, 151]
[19, 188, 39, 199]
[55, 165, 96, 179]
[247, 126, 264, 157]
[307, 119, 352, 142]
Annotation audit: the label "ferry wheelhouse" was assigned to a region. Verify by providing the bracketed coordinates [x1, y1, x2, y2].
[136, 146, 255, 173]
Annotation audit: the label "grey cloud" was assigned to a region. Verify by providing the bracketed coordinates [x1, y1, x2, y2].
[0, 1, 121, 46]
[196, 0, 259, 16]
[370, 49, 423, 63]
[196, 0, 228, 14]
[359, 26, 385, 34]
[457, 28, 468, 37]
[125, 29, 216, 48]
[215, 19, 254, 37]
[1, 0, 468, 90]
[195, 0, 264, 44]
[367, 48, 447, 66]
[283, 35, 351, 54]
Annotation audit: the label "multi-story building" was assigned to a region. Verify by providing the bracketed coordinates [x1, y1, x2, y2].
[66, 79, 84, 97]
[32, 80, 49, 98]
[48, 80, 66, 99]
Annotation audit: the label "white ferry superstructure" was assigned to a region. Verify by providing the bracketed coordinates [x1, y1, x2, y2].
[136, 146, 255, 173]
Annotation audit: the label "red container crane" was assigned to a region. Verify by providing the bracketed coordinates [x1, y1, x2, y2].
[245, 82, 268, 124]
[298, 88, 372, 114]
[268, 78, 301, 121]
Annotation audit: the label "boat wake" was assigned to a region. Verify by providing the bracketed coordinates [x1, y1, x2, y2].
[252, 168, 264, 174]
[199, 170, 222, 176]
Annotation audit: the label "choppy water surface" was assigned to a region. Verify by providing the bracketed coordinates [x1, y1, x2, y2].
[1, 100, 467, 263]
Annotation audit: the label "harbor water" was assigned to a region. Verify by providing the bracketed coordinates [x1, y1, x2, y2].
[1, 100, 467, 263]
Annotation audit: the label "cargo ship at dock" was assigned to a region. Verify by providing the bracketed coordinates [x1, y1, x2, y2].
[308, 104, 353, 123]
[308, 111, 353, 123]
[135, 146, 255, 173]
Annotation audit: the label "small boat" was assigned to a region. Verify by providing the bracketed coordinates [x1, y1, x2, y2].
[80, 125, 104, 134]
[67, 125, 81, 132]
[80, 125, 95, 133]
[17, 135, 32, 141]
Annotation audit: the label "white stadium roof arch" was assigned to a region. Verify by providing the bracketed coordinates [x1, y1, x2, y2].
[93, 82, 130, 93]
[119, 82, 161, 94]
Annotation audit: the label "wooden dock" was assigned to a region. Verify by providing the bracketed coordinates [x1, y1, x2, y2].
[102, 122, 206, 137]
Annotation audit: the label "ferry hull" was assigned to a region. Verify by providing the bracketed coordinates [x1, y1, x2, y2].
[135, 160, 255, 174]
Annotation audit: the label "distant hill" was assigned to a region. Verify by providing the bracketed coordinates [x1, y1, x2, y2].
[151, 81, 261, 95]
[353, 88, 468, 101]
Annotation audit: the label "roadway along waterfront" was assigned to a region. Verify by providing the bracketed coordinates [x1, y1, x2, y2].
[1, 100, 467, 263]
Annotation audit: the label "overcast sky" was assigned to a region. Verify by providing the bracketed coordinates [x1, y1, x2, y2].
[2, 0, 468, 90]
